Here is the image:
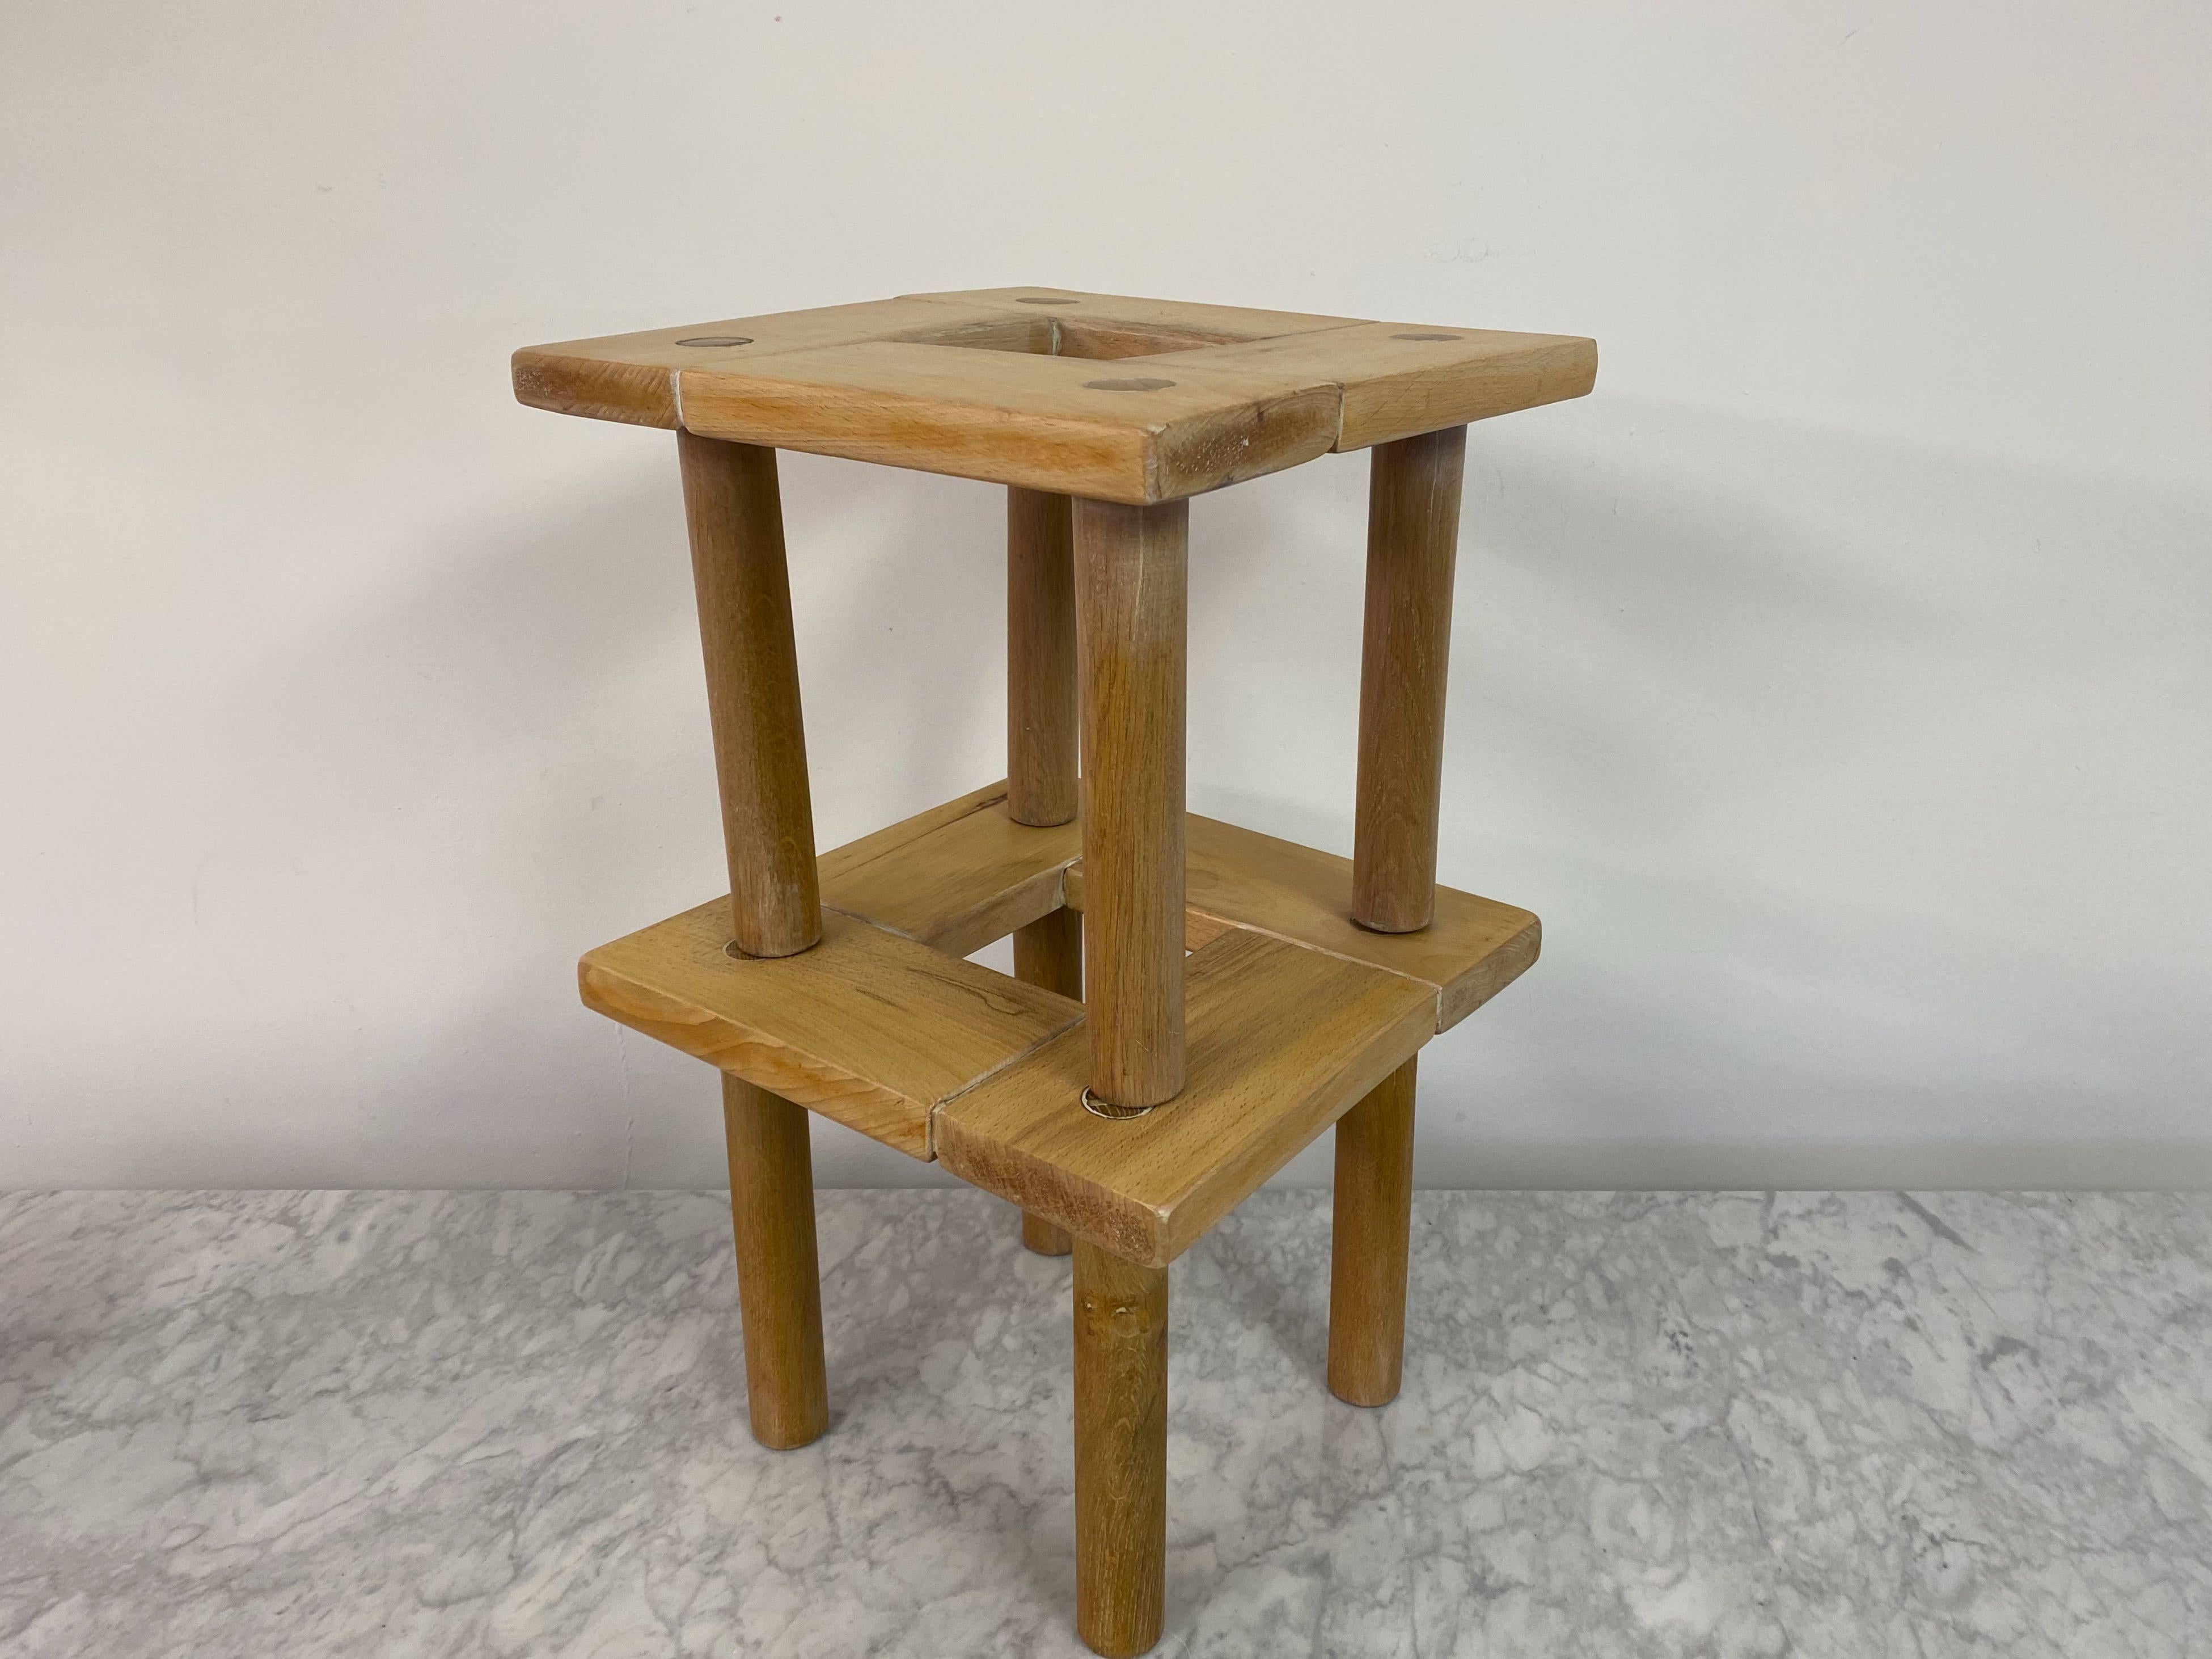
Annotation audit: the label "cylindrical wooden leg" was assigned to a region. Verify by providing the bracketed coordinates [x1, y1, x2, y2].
[1014, 907, 1082, 1256]
[1008, 486, 1079, 828]
[1073, 1240, 1168, 1657]
[722, 1074, 829, 1449]
[1022, 1210, 1076, 1256]
[678, 430, 823, 958]
[1009, 486, 1082, 1251]
[1352, 425, 1467, 934]
[1073, 498, 1188, 1111]
[1328, 1057, 1418, 1406]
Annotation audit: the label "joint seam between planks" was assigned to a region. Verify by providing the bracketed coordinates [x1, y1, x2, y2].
[929, 1011, 1092, 1155]
[1181, 913, 1448, 1029]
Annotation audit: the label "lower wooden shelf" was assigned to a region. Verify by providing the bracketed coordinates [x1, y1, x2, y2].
[818, 781, 1080, 958]
[820, 781, 1541, 1030]
[576, 784, 1541, 1250]
[580, 902, 1081, 1159]
[935, 927, 1435, 1265]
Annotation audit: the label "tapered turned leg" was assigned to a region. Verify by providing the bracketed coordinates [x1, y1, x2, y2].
[722, 1075, 828, 1448]
[1352, 425, 1467, 934]
[1331, 425, 1466, 1404]
[1328, 1058, 1418, 1405]
[1074, 1241, 1168, 1656]
[1013, 909, 1082, 1256]
[1009, 487, 1081, 1252]
[680, 429, 830, 1443]
[1073, 498, 1189, 1111]
[677, 429, 822, 958]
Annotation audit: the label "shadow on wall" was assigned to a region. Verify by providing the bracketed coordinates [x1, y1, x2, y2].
[53, 395, 2212, 1190]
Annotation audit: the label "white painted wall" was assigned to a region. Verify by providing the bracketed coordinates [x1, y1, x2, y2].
[5, 1, 2207, 1190]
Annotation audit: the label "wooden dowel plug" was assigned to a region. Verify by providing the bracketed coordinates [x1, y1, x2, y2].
[1073, 498, 1188, 1111]
[722, 1074, 829, 1448]
[1073, 1240, 1168, 1656]
[1327, 1057, 1418, 1406]
[1352, 425, 1467, 934]
[678, 430, 822, 958]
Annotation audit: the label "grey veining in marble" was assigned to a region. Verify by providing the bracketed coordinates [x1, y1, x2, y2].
[2, 1189, 2208, 1656]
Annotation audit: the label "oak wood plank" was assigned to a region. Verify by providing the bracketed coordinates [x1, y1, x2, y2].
[1014, 906, 1084, 1257]
[674, 343, 1339, 504]
[1143, 322, 1597, 450]
[820, 796, 1080, 958]
[814, 780, 1012, 888]
[580, 904, 1081, 1159]
[512, 297, 1019, 428]
[934, 928, 1434, 1266]
[816, 788, 1536, 1029]
[1064, 813, 1538, 1031]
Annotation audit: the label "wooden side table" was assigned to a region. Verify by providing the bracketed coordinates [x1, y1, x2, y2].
[513, 287, 1596, 1655]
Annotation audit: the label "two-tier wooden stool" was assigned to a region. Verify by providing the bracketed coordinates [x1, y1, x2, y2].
[513, 288, 1595, 1654]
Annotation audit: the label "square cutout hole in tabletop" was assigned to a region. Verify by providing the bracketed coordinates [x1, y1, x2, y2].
[894, 314, 1278, 362]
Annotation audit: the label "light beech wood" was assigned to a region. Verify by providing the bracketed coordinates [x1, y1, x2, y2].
[1009, 488, 1080, 827]
[1353, 426, 1467, 934]
[523, 284, 1598, 1657]
[1074, 499, 1188, 1110]
[521, 292, 1593, 494]
[902, 285, 1360, 341]
[678, 431, 822, 958]
[898, 310, 1250, 364]
[723, 1075, 828, 1447]
[1327, 1058, 1418, 1407]
[815, 779, 1013, 880]
[937, 929, 1433, 1267]
[1013, 905, 1085, 1002]
[676, 345, 1336, 505]
[1073, 1241, 1167, 1657]
[1014, 906, 1084, 1256]
[1022, 1210, 1076, 1257]
[513, 296, 1016, 427]
[820, 789, 1078, 959]
[1068, 812, 1539, 1032]
[814, 785, 1538, 1032]
[580, 904, 1081, 1159]
[809, 778, 1539, 1026]
[1145, 322, 1597, 451]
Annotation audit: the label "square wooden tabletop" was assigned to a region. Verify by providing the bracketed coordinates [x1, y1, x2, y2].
[515, 286, 1596, 504]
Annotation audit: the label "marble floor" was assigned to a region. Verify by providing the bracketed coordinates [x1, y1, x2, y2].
[1, 1189, 2207, 1657]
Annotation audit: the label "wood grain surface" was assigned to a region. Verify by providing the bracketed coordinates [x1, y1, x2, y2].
[1073, 1240, 1168, 1656]
[580, 904, 1081, 1159]
[722, 1076, 829, 1447]
[678, 432, 822, 957]
[1327, 1058, 1418, 1407]
[1074, 499, 1188, 1109]
[1353, 426, 1467, 934]
[936, 929, 1433, 1266]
